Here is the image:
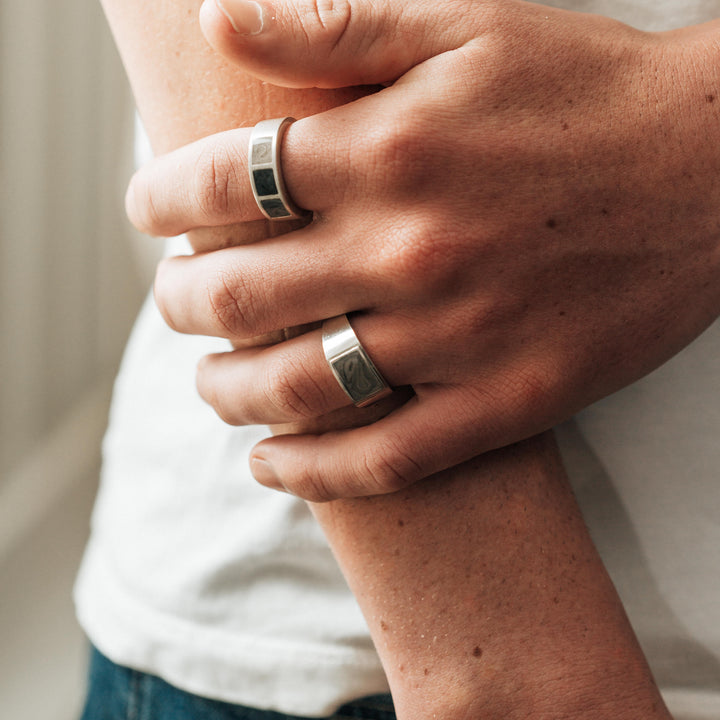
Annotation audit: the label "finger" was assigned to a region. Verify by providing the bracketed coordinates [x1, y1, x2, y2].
[125, 129, 258, 236]
[196, 329, 353, 426]
[199, 0, 488, 88]
[125, 113, 355, 238]
[247, 385, 510, 501]
[248, 351, 568, 501]
[127, 127, 328, 237]
[152, 229, 374, 341]
[196, 314, 415, 425]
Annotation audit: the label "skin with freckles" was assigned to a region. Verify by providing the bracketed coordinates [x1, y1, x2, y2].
[100, 0, 676, 716]
[127, 0, 720, 500]
[323, 435, 671, 719]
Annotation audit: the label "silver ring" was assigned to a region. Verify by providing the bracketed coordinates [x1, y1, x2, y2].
[249, 117, 309, 220]
[322, 315, 392, 408]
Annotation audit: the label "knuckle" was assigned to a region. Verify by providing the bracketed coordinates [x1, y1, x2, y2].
[127, 171, 163, 234]
[195, 357, 242, 426]
[295, 0, 353, 52]
[153, 259, 180, 332]
[212, 395, 244, 427]
[262, 351, 328, 420]
[373, 219, 457, 300]
[492, 359, 557, 427]
[513, 365, 551, 409]
[364, 116, 422, 195]
[284, 466, 336, 502]
[359, 436, 422, 495]
[205, 268, 253, 338]
[512, 358, 556, 407]
[191, 143, 238, 222]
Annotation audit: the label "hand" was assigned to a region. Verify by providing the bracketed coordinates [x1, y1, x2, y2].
[127, 0, 720, 501]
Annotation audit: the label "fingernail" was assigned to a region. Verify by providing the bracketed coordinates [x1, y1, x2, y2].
[251, 457, 286, 492]
[214, 0, 265, 35]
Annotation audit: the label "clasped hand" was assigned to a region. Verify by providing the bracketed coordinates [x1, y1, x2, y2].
[126, 0, 720, 500]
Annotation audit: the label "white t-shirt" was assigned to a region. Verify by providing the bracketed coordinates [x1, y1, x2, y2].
[75, 1, 720, 717]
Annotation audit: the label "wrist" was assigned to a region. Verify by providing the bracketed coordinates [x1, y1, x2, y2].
[391, 639, 672, 720]
[327, 440, 673, 720]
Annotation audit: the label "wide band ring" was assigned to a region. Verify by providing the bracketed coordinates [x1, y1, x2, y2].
[322, 315, 392, 408]
[249, 117, 309, 220]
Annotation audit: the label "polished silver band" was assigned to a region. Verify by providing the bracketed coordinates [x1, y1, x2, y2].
[249, 117, 309, 220]
[322, 315, 392, 408]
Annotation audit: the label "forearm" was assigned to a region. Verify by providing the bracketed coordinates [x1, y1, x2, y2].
[101, 2, 670, 716]
[311, 433, 670, 719]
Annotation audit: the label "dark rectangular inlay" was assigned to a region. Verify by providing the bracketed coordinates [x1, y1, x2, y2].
[260, 198, 291, 218]
[253, 168, 278, 197]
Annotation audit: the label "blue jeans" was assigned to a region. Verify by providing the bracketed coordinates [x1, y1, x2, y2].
[79, 646, 396, 720]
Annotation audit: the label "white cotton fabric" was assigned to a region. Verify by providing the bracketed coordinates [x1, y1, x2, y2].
[75, 1, 720, 717]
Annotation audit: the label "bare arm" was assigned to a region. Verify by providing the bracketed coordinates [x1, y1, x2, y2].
[311, 434, 670, 718]
[100, 1, 671, 716]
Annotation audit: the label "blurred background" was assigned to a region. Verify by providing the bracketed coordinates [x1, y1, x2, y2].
[1, 1, 155, 716]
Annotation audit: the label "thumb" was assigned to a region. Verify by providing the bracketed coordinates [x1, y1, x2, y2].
[199, 0, 481, 88]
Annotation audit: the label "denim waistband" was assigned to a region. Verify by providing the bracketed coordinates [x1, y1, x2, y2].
[79, 645, 396, 720]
